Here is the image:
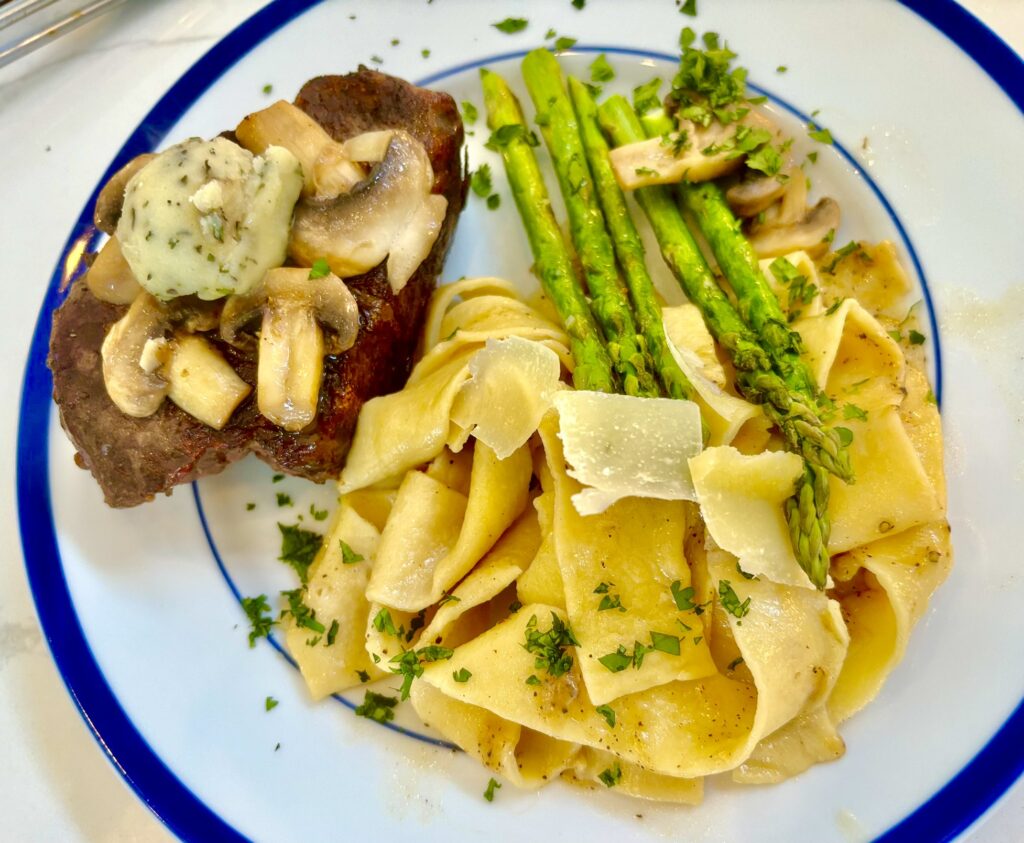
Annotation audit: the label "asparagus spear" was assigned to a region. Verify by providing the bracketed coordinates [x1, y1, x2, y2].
[567, 75, 698, 405]
[521, 50, 656, 398]
[480, 68, 616, 394]
[598, 95, 836, 587]
[632, 104, 853, 484]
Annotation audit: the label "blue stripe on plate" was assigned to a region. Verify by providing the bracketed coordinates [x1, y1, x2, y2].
[15, 0, 1021, 840]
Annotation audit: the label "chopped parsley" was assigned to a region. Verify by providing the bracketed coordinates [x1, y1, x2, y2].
[324, 619, 339, 647]
[262, 83, 273, 95]
[908, 329, 926, 345]
[776, 65, 787, 73]
[718, 580, 751, 619]
[545, 27, 557, 39]
[554, 36, 578, 51]
[598, 594, 625, 612]
[525, 674, 541, 686]
[339, 540, 364, 565]
[807, 124, 834, 145]
[843, 404, 868, 422]
[633, 77, 663, 115]
[484, 777, 502, 801]
[572, 0, 585, 8]
[727, 656, 745, 671]
[272, 473, 285, 483]
[598, 763, 622, 788]
[823, 240, 866, 274]
[421, 48, 431, 58]
[595, 704, 616, 728]
[277, 523, 323, 583]
[308, 258, 331, 279]
[590, 53, 615, 83]
[486, 123, 540, 151]
[807, 150, 819, 164]
[598, 646, 633, 673]
[523, 612, 579, 678]
[486, 193, 501, 210]
[265, 696, 278, 711]
[276, 492, 292, 507]
[679, 0, 697, 16]
[390, 645, 453, 699]
[372, 607, 400, 637]
[453, 667, 472, 683]
[281, 588, 325, 637]
[671, 579, 708, 613]
[634, 166, 661, 177]
[492, 17, 528, 34]
[246, 502, 256, 511]
[770, 256, 818, 315]
[460, 100, 479, 124]
[437, 592, 461, 607]
[835, 426, 855, 447]
[356, 669, 371, 683]
[242, 595, 276, 646]
[310, 504, 328, 521]
[354, 690, 398, 724]
[470, 164, 493, 197]
[650, 631, 681, 655]
[370, 55, 383, 65]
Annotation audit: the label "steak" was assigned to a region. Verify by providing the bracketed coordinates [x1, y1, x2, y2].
[48, 69, 467, 507]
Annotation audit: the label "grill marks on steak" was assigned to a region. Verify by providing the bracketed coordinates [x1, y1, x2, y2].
[48, 70, 467, 507]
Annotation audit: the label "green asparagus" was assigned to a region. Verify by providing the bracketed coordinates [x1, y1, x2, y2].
[521, 50, 656, 398]
[598, 95, 837, 587]
[480, 68, 616, 394]
[568, 75, 698, 405]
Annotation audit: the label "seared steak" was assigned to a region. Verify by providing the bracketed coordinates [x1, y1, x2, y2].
[48, 69, 467, 507]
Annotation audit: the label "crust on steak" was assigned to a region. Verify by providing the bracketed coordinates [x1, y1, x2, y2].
[48, 69, 467, 507]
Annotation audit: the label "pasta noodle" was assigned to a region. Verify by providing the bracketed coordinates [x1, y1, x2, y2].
[281, 252, 950, 803]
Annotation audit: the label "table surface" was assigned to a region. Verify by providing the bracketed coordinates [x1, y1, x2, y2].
[0, 1, 1020, 841]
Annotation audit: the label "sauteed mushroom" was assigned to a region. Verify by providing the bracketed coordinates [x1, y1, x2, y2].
[94, 153, 157, 234]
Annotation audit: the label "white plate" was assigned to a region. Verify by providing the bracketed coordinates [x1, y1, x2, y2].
[18, 1, 1024, 841]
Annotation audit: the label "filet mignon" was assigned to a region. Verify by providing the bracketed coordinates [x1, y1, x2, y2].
[48, 69, 467, 507]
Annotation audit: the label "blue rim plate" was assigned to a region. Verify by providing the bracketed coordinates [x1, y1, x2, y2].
[17, 2, 1024, 841]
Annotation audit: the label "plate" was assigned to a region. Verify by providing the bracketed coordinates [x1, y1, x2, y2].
[17, 1, 1024, 841]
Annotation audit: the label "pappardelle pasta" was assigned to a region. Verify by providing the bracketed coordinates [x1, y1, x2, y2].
[282, 255, 949, 802]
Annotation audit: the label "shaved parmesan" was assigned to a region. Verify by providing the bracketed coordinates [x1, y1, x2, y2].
[552, 391, 703, 516]
[689, 446, 813, 588]
[450, 336, 563, 459]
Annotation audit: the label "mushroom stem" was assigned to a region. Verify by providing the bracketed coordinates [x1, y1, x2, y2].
[257, 300, 326, 431]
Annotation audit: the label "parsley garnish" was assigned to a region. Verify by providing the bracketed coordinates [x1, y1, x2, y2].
[246, 502, 256, 511]
[523, 612, 579, 678]
[272, 473, 285, 483]
[278, 523, 322, 583]
[598, 594, 625, 612]
[671, 580, 708, 613]
[340, 540, 364, 565]
[421, 48, 431, 58]
[281, 588, 325, 635]
[776, 65, 787, 73]
[595, 704, 616, 728]
[807, 124, 834, 144]
[326, 619, 339, 647]
[554, 36, 577, 51]
[265, 696, 278, 711]
[453, 667, 472, 683]
[492, 17, 528, 34]
[308, 258, 330, 279]
[650, 631, 681, 655]
[908, 329, 926, 345]
[598, 646, 632, 673]
[727, 656, 745, 671]
[310, 504, 328, 521]
[590, 53, 615, 83]
[470, 164, 493, 197]
[525, 674, 541, 685]
[242, 595, 276, 646]
[486, 193, 500, 210]
[276, 492, 292, 507]
[718, 580, 751, 619]
[633, 77, 663, 115]
[486, 123, 540, 151]
[370, 55, 383, 65]
[679, 0, 697, 16]
[484, 777, 502, 801]
[823, 240, 865, 274]
[634, 166, 661, 177]
[262, 84, 273, 95]
[736, 562, 757, 581]
[390, 645, 453, 699]
[354, 690, 398, 724]
[356, 669, 371, 683]
[835, 426, 855, 447]
[461, 100, 479, 124]
[373, 608, 400, 637]
[572, 0, 585, 8]
[598, 764, 622, 788]
[843, 404, 868, 422]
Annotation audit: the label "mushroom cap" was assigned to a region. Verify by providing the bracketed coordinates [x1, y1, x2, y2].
[726, 170, 791, 218]
[219, 266, 359, 353]
[93, 154, 157, 235]
[85, 237, 142, 305]
[748, 197, 841, 259]
[287, 130, 439, 288]
[100, 292, 170, 417]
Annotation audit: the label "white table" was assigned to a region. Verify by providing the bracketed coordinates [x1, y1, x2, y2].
[0, 1, 1020, 840]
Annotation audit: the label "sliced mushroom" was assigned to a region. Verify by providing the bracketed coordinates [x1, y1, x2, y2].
[164, 334, 251, 430]
[94, 153, 157, 234]
[747, 197, 841, 259]
[609, 110, 778, 190]
[235, 100, 366, 199]
[101, 292, 170, 417]
[163, 295, 223, 334]
[726, 170, 791, 218]
[85, 238, 142, 305]
[288, 130, 446, 293]
[219, 267, 359, 431]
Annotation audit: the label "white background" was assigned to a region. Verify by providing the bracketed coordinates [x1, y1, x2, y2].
[0, 1, 1020, 840]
